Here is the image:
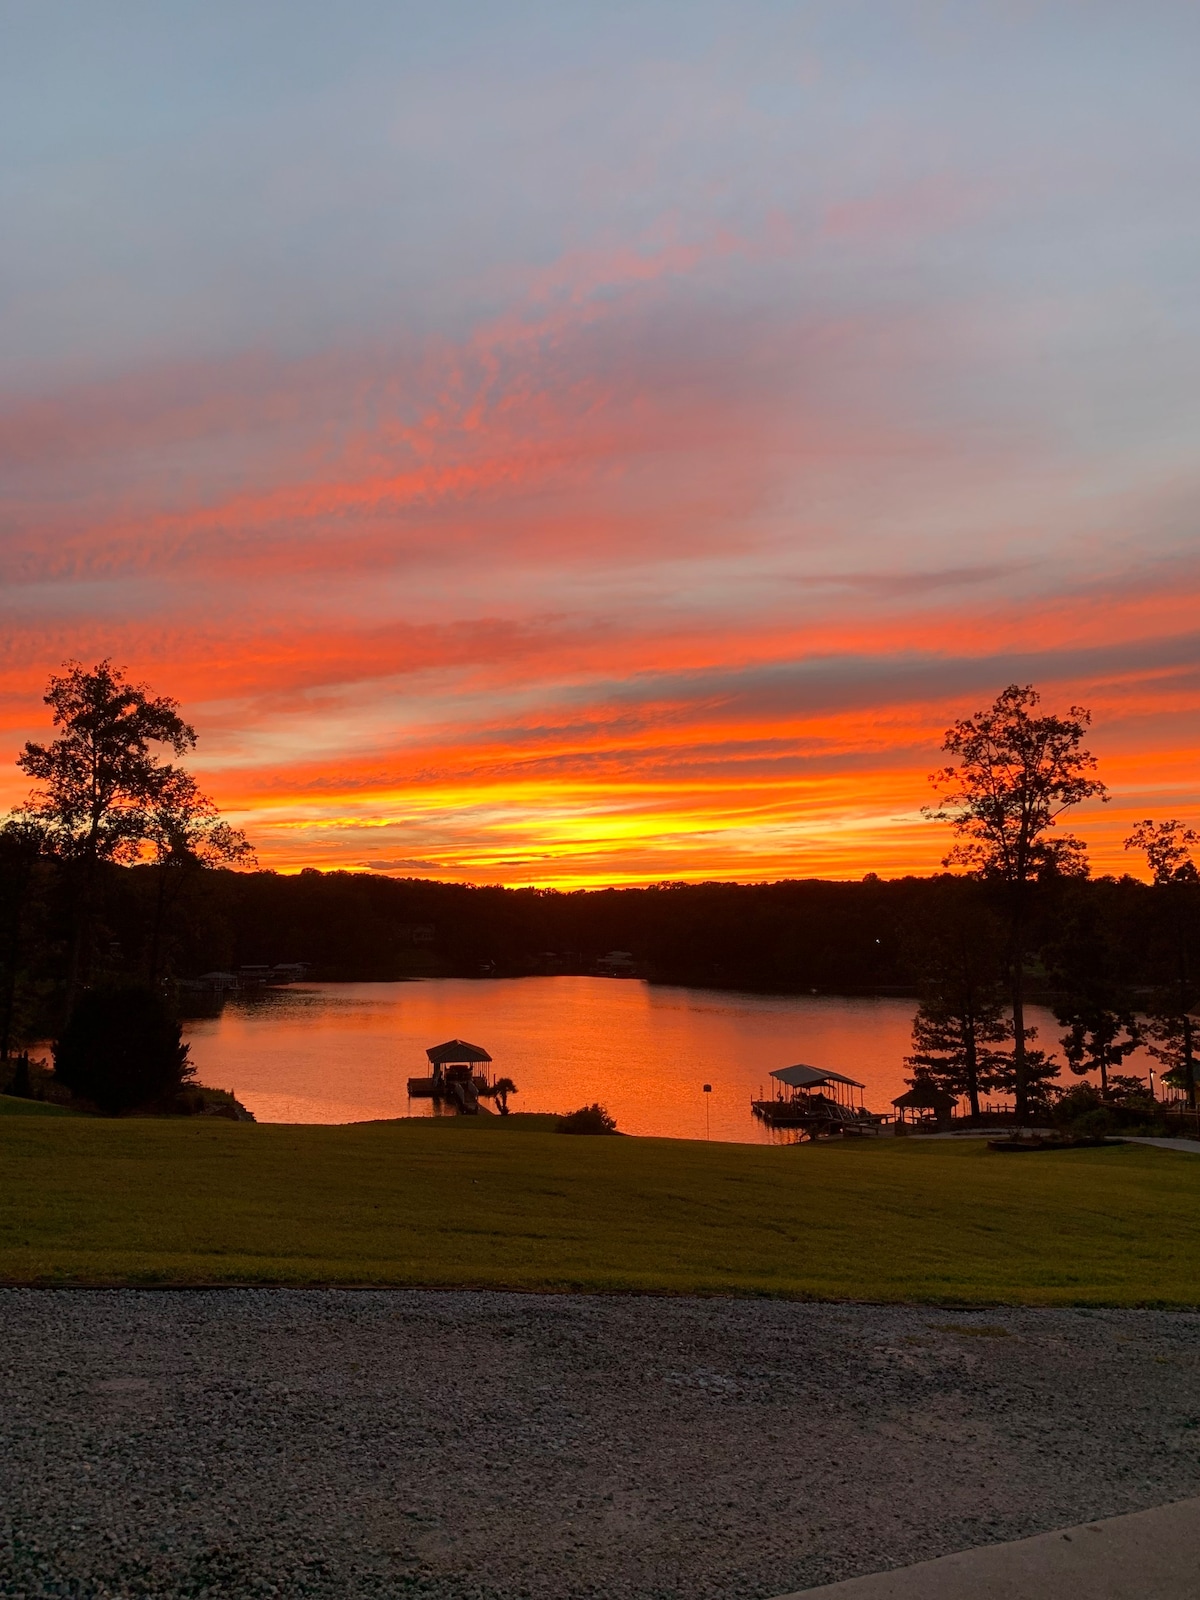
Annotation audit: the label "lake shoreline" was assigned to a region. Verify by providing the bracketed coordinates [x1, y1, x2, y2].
[175, 976, 1118, 1136]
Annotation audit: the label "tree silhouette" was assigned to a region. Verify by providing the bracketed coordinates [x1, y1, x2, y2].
[15, 661, 247, 1013]
[18, 661, 196, 866]
[1125, 820, 1199, 886]
[902, 883, 1014, 1116]
[927, 685, 1107, 1120]
[904, 919, 1012, 1117]
[53, 986, 193, 1114]
[1125, 820, 1200, 1107]
[1048, 900, 1139, 1098]
[0, 819, 49, 1064]
[143, 769, 254, 980]
[488, 1076, 518, 1115]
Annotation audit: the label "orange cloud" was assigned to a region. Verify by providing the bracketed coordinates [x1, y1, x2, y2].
[3, 220, 1200, 887]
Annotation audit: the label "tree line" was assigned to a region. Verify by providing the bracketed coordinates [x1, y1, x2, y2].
[1, 664, 1198, 1119]
[909, 685, 1198, 1119]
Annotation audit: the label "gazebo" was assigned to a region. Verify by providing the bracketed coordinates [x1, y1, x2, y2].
[892, 1081, 956, 1132]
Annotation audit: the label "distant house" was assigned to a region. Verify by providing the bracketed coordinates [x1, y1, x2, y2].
[596, 950, 637, 977]
[397, 923, 436, 947]
[237, 962, 308, 986]
[177, 971, 240, 993]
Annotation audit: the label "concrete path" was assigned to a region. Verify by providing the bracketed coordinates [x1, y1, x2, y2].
[778, 1496, 1200, 1599]
[907, 1131, 1200, 1154]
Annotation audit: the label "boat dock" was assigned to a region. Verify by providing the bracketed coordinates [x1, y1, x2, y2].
[407, 1039, 494, 1114]
[752, 1062, 884, 1137]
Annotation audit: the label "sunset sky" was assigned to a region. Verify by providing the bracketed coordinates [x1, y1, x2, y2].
[3, 2, 1199, 885]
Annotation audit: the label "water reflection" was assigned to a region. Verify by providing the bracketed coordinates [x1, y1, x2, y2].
[181, 977, 1077, 1142]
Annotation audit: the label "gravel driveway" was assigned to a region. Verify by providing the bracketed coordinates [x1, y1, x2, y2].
[3, 1290, 1200, 1600]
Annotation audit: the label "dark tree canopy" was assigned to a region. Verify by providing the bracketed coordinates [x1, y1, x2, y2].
[0, 818, 49, 1062]
[142, 768, 254, 981]
[1125, 820, 1200, 885]
[144, 768, 254, 873]
[53, 987, 193, 1115]
[1125, 821, 1200, 1106]
[1048, 901, 1140, 1098]
[906, 985, 1012, 1116]
[902, 888, 1011, 1116]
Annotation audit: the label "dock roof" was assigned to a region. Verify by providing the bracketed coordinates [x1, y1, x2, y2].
[770, 1063, 865, 1090]
[426, 1038, 493, 1065]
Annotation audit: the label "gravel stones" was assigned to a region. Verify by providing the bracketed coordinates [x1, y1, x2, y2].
[2, 1290, 1200, 1599]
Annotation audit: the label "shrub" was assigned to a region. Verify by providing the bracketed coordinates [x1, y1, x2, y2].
[53, 987, 193, 1115]
[5, 1054, 35, 1099]
[557, 1102, 619, 1135]
[1070, 1106, 1119, 1140]
[1053, 1083, 1102, 1128]
[1054, 1081, 1165, 1136]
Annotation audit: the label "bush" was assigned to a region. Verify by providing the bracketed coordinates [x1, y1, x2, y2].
[557, 1102, 619, 1135]
[5, 1054, 35, 1099]
[1070, 1106, 1120, 1140]
[1054, 1081, 1165, 1137]
[168, 1085, 253, 1121]
[54, 987, 193, 1115]
[1053, 1084, 1102, 1127]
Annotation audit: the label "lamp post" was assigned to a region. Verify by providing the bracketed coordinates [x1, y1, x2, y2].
[703, 1083, 712, 1140]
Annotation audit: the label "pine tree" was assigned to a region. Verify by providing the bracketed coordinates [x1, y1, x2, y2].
[1048, 897, 1140, 1098]
[906, 980, 1011, 1118]
[903, 891, 1011, 1117]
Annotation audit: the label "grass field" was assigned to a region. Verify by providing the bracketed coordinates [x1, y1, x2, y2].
[0, 1092, 83, 1117]
[1, 1114, 1198, 1303]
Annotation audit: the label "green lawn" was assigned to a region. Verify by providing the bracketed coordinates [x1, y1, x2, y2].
[0, 1092, 84, 1117]
[1, 1116, 1198, 1303]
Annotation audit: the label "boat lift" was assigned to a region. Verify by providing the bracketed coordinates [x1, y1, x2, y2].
[751, 1062, 882, 1135]
[407, 1039, 494, 1114]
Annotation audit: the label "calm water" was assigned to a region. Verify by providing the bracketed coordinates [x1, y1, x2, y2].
[182, 976, 1078, 1141]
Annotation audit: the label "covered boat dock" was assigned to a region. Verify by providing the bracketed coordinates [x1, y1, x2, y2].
[407, 1039, 494, 1114]
[751, 1062, 882, 1135]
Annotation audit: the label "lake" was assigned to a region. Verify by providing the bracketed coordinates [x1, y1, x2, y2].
[181, 976, 1084, 1141]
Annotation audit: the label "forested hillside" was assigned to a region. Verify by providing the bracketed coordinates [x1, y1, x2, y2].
[88, 866, 1165, 996]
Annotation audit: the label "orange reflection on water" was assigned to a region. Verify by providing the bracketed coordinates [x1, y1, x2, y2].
[184, 978, 1139, 1137]
[184, 977, 935, 1139]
